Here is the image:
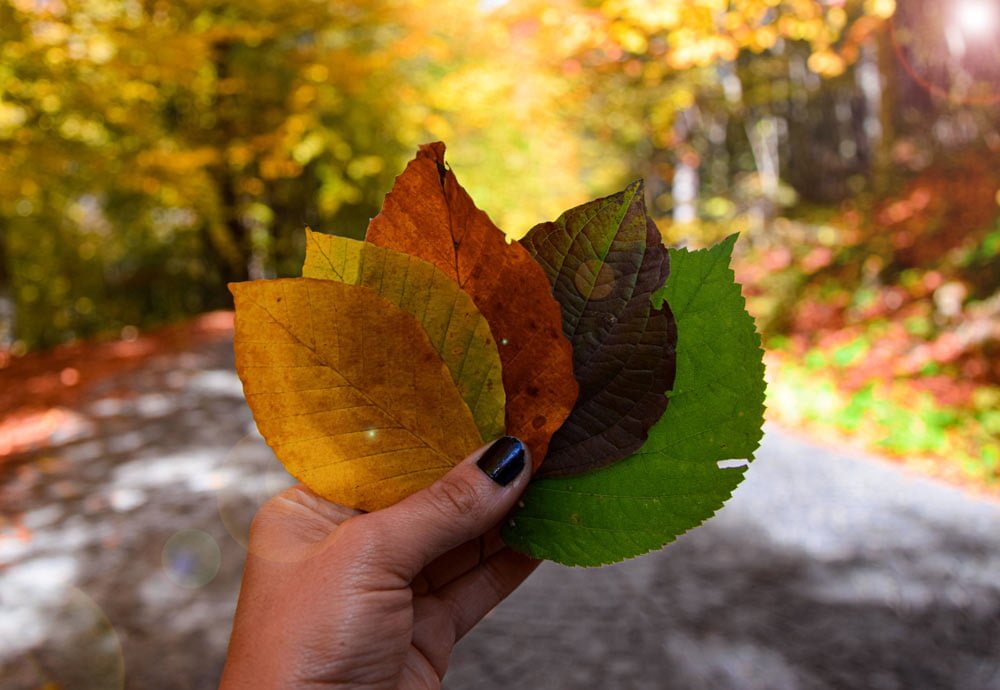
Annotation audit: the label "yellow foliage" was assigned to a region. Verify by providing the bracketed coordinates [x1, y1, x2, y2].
[0, 102, 28, 134]
[0, 0, 900, 351]
[808, 49, 847, 77]
[865, 0, 897, 20]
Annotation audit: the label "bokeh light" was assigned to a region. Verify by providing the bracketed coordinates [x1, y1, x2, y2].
[1, 0, 999, 684]
[216, 433, 296, 552]
[161, 529, 221, 589]
[3, 588, 125, 690]
[889, 1, 1000, 106]
[956, 0, 998, 37]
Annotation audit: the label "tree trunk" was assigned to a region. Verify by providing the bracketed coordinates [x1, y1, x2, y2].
[874, 23, 897, 197]
[209, 39, 250, 288]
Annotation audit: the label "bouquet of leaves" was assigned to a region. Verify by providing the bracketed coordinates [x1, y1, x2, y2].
[231, 143, 765, 567]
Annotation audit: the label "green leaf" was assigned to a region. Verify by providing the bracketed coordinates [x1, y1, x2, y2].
[502, 235, 765, 566]
[521, 181, 677, 478]
[303, 229, 505, 442]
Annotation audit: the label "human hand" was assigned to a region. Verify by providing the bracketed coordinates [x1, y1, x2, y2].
[219, 437, 538, 689]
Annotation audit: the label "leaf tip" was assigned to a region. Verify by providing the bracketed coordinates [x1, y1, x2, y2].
[415, 142, 449, 187]
[721, 232, 740, 253]
[417, 141, 447, 163]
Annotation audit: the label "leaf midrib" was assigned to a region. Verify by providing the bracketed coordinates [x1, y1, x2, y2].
[557, 184, 641, 341]
[246, 285, 453, 465]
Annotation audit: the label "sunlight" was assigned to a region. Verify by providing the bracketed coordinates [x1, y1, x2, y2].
[956, 0, 998, 37]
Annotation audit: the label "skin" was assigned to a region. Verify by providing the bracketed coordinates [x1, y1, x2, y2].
[219, 441, 539, 689]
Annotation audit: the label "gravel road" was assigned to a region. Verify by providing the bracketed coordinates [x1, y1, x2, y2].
[1, 338, 997, 689]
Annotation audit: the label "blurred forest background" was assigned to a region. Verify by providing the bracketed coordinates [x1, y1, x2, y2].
[1, 0, 998, 488]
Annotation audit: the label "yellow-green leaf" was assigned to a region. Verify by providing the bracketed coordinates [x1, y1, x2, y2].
[303, 229, 505, 442]
[231, 277, 484, 511]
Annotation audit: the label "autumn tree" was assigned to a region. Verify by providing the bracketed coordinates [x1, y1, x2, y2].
[493, 0, 898, 232]
[0, 0, 586, 348]
[3, 0, 996, 349]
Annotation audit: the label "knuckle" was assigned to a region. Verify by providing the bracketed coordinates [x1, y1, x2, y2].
[426, 474, 482, 521]
[331, 513, 372, 551]
[246, 495, 283, 543]
[478, 558, 513, 599]
[328, 513, 387, 569]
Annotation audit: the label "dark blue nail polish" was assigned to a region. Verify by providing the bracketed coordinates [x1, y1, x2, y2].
[476, 437, 525, 486]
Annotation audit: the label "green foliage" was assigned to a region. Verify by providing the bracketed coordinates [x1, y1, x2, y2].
[0, 0, 425, 347]
[2, 0, 996, 503]
[767, 354, 1000, 484]
[748, 152, 1000, 486]
[503, 235, 766, 566]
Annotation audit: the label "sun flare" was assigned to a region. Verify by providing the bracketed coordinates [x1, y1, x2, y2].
[956, 0, 999, 37]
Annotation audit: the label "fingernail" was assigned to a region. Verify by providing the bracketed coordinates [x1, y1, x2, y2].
[476, 437, 525, 486]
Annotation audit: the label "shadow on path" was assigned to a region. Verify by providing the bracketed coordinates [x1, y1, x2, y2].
[1, 338, 997, 689]
[448, 433, 1000, 690]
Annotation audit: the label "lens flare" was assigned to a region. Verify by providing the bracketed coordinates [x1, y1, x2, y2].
[217, 433, 296, 552]
[889, 13, 1000, 106]
[161, 529, 221, 588]
[956, 0, 998, 37]
[3, 588, 126, 689]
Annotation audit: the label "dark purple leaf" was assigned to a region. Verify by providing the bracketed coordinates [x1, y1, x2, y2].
[520, 181, 677, 478]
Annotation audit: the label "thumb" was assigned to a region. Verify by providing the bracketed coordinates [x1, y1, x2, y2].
[359, 437, 530, 581]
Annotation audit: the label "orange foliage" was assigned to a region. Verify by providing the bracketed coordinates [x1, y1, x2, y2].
[0, 312, 234, 457]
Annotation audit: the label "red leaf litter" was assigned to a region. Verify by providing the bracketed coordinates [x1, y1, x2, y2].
[0, 312, 234, 459]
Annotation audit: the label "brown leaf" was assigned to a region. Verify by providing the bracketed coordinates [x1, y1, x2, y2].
[522, 182, 677, 478]
[365, 143, 578, 468]
[231, 278, 483, 511]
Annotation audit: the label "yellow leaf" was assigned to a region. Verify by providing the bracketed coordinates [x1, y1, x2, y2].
[865, 0, 896, 20]
[303, 229, 505, 442]
[807, 49, 846, 77]
[231, 278, 483, 511]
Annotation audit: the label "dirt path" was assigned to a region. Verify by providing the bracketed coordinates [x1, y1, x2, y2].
[1, 335, 997, 689]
